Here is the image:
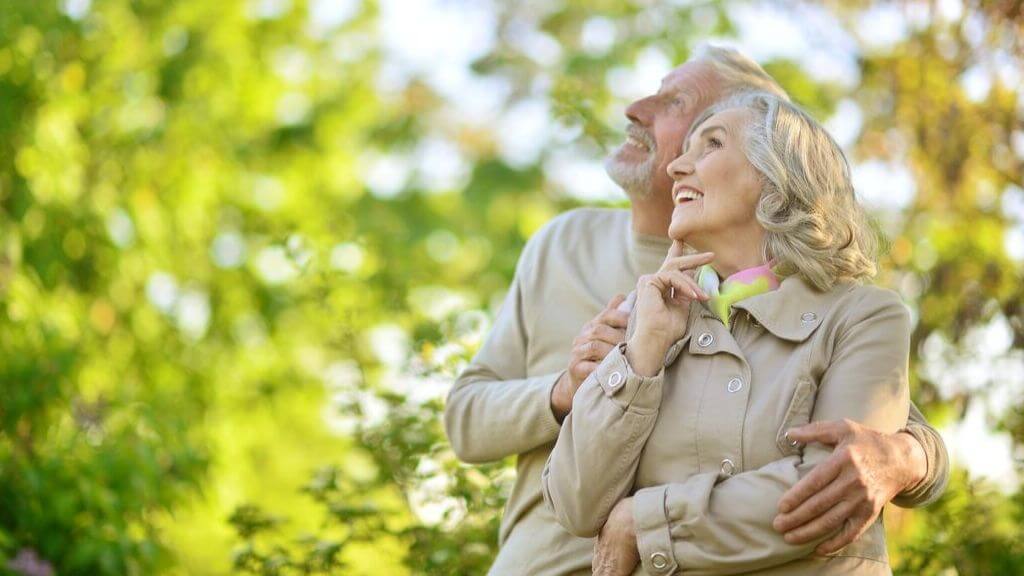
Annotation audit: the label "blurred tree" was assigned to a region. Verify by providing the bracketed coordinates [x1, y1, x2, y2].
[0, 0, 1020, 575]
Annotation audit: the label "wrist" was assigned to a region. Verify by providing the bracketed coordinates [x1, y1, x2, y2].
[896, 430, 928, 492]
[550, 372, 572, 423]
[625, 334, 671, 377]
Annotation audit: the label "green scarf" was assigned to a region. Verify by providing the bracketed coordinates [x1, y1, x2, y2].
[696, 262, 781, 327]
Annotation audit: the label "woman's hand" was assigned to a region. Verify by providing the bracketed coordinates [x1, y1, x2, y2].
[592, 497, 639, 576]
[627, 243, 713, 376]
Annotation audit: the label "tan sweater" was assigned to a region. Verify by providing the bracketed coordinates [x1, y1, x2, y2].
[445, 208, 948, 576]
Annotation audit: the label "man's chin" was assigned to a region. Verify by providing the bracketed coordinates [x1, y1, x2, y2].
[604, 156, 655, 199]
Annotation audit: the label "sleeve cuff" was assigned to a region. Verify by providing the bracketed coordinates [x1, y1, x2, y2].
[538, 371, 567, 438]
[892, 424, 948, 507]
[590, 343, 664, 412]
[634, 486, 678, 575]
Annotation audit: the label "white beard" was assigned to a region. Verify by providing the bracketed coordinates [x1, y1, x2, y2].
[604, 144, 656, 200]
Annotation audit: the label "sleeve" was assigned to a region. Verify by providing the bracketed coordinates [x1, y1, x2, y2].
[631, 290, 912, 575]
[541, 343, 665, 537]
[891, 402, 950, 507]
[443, 237, 564, 464]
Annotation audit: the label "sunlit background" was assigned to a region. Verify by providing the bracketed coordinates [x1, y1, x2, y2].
[0, 0, 1021, 574]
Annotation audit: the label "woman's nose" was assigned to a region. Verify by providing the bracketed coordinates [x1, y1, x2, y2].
[667, 155, 694, 179]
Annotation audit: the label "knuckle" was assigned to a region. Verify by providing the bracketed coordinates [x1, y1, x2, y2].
[812, 497, 831, 516]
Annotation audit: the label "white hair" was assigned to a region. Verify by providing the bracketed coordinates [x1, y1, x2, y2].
[606, 45, 790, 199]
[686, 91, 878, 290]
[690, 44, 790, 101]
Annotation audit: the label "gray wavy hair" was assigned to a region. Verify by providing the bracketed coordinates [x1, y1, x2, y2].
[692, 44, 789, 102]
[686, 91, 878, 290]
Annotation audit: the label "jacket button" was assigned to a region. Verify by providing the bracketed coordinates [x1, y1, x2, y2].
[727, 377, 743, 393]
[697, 332, 714, 347]
[650, 552, 669, 570]
[720, 458, 735, 476]
[608, 371, 623, 388]
[801, 312, 817, 323]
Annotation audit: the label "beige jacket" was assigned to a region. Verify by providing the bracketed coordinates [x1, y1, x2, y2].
[542, 274, 912, 575]
[446, 208, 947, 576]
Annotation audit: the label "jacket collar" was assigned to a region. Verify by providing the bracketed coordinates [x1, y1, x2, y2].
[731, 275, 856, 342]
[660, 276, 856, 368]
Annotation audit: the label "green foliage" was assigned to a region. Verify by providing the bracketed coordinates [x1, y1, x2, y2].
[0, 0, 1021, 575]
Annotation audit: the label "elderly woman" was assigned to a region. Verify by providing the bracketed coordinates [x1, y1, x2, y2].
[541, 91, 909, 576]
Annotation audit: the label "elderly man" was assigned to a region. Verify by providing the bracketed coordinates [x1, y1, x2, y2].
[444, 45, 947, 576]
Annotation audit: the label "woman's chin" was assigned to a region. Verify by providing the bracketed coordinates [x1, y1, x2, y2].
[668, 214, 699, 243]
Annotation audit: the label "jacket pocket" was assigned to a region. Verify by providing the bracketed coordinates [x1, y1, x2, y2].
[776, 377, 818, 456]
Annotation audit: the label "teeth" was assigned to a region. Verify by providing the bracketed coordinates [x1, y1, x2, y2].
[626, 135, 648, 150]
[674, 189, 703, 204]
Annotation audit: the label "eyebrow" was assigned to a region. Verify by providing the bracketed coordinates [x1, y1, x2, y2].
[684, 123, 727, 152]
[698, 124, 727, 138]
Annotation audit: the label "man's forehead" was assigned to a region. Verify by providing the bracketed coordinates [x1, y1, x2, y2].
[659, 61, 711, 92]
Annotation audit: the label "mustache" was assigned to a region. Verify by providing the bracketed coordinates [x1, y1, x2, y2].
[625, 123, 655, 151]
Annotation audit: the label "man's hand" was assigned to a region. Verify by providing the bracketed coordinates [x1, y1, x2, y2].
[772, 419, 927, 554]
[592, 497, 640, 576]
[550, 294, 630, 422]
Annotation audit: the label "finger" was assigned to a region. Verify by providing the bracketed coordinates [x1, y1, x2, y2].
[656, 270, 708, 301]
[595, 308, 630, 329]
[783, 499, 858, 545]
[587, 323, 627, 346]
[605, 293, 626, 311]
[774, 469, 848, 532]
[671, 271, 709, 301]
[570, 360, 599, 384]
[786, 420, 852, 446]
[659, 251, 715, 273]
[645, 272, 690, 301]
[666, 240, 688, 259]
[777, 455, 844, 514]
[575, 340, 616, 362]
[815, 510, 872, 554]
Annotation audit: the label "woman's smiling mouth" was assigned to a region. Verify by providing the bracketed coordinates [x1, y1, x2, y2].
[673, 185, 704, 205]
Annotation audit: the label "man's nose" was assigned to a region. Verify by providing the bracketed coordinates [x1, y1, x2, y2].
[625, 95, 654, 125]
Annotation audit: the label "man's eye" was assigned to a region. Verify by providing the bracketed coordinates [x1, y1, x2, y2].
[707, 137, 723, 149]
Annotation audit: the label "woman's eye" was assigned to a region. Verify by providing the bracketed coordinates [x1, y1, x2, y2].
[707, 136, 723, 149]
